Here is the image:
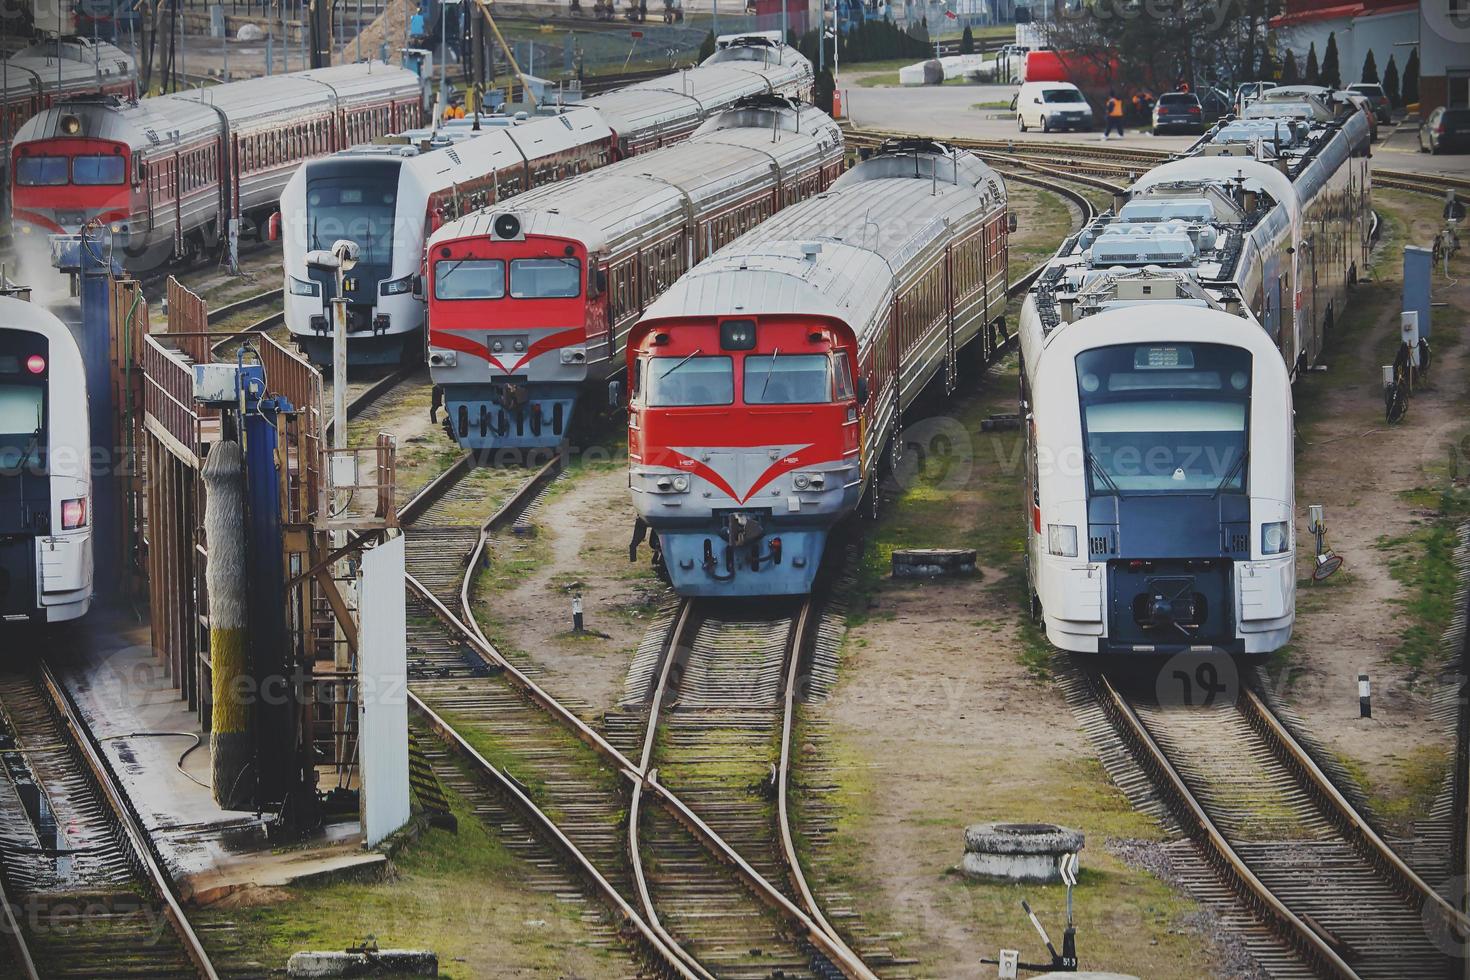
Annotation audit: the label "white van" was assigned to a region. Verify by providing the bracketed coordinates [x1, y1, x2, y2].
[1015, 81, 1094, 132]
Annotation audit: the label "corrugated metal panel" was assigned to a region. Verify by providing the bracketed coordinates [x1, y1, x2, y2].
[359, 533, 410, 847]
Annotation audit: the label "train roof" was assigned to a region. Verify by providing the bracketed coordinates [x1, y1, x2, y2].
[639, 144, 1003, 332]
[430, 103, 838, 255]
[0, 295, 84, 359]
[300, 106, 613, 199]
[1028, 296, 1289, 368]
[14, 61, 421, 150]
[1, 41, 134, 100]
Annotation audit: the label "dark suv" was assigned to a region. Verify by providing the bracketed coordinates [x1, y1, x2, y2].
[1420, 107, 1470, 154]
[1347, 83, 1392, 124]
[1152, 92, 1205, 135]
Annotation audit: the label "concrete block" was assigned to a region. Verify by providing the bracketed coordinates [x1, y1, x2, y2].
[287, 949, 437, 977]
[961, 822, 1084, 883]
[892, 548, 977, 578]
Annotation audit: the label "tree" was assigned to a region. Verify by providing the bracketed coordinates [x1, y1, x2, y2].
[960, 25, 974, 54]
[813, 68, 836, 115]
[1360, 49, 1378, 85]
[698, 30, 716, 62]
[1282, 49, 1298, 84]
[1258, 44, 1275, 81]
[1305, 41, 1319, 84]
[1383, 54, 1400, 107]
[1033, 0, 1281, 98]
[1321, 31, 1340, 88]
[1404, 46, 1419, 105]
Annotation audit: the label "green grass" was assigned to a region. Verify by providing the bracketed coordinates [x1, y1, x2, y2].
[1337, 744, 1452, 835]
[1378, 485, 1470, 672]
[191, 776, 621, 977]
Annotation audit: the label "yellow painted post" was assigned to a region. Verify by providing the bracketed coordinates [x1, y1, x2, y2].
[203, 437, 251, 809]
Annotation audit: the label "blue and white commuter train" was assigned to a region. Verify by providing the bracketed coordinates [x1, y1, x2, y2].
[1018, 98, 1371, 655]
[0, 296, 92, 624]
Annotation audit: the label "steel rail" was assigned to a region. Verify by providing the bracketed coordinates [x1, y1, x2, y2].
[630, 597, 879, 980]
[399, 454, 703, 976]
[403, 558, 880, 978]
[1239, 686, 1470, 941]
[1093, 671, 1361, 980]
[626, 599, 718, 979]
[775, 597, 846, 946]
[0, 872, 40, 980]
[408, 691, 705, 979]
[37, 663, 221, 980]
[206, 287, 283, 326]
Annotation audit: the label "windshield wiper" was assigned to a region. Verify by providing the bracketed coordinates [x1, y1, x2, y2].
[1211, 449, 1249, 498]
[661, 348, 702, 379]
[1086, 452, 1123, 497]
[758, 346, 781, 401]
[6, 428, 41, 477]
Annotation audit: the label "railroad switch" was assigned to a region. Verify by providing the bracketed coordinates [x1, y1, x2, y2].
[982, 853, 1081, 974]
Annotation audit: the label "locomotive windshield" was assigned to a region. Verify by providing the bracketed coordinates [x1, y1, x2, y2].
[435, 259, 506, 300]
[510, 258, 581, 299]
[1076, 343, 1251, 494]
[743, 353, 832, 404]
[647, 355, 734, 406]
[15, 156, 68, 186]
[72, 155, 125, 185]
[304, 170, 399, 265]
[0, 385, 42, 435]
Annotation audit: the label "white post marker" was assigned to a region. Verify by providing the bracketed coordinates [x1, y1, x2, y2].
[1359, 672, 1371, 718]
[572, 592, 584, 632]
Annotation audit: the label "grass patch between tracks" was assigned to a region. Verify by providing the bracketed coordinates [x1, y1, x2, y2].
[191, 779, 623, 978]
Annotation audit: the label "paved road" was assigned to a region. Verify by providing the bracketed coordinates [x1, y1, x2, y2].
[841, 81, 1470, 180]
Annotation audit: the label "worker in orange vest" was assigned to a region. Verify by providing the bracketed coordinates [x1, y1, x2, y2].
[1103, 91, 1125, 139]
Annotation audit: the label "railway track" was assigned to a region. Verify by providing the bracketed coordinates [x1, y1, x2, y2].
[620, 594, 883, 978]
[390, 448, 880, 977]
[0, 662, 220, 980]
[1074, 662, 1468, 980]
[847, 126, 1470, 202]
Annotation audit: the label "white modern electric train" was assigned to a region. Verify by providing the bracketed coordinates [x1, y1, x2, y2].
[1018, 99, 1371, 656]
[280, 34, 813, 365]
[0, 295, 92, 624]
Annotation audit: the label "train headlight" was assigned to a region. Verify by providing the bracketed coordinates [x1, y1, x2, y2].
[428, 350, 457, 368]
[289, 276, 321, 297]
[794, 473, 810, 490]
[61, 497, 87, 530]
[1047, 523, 1078, 558]
[559, 345, 587, 364]
[25, 355, 45, 375]
[1261, 521, 1291, 555]
[672, 475, 689, 492]
[380, 275, 414, 296]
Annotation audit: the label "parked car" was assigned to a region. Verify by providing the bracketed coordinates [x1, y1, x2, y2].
[1015, 80, 1094, 132]
[1347, 82, 1392, 124]
[1420, 106, 1470, 154]
[1152, 91, 1205, 134]
[1336, 91, 1379, 140]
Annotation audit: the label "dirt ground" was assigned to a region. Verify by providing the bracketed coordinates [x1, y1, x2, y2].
[802, 363, 1234, 978]
[1267, 191, 1468, 832]
[471, 449, 667, 720]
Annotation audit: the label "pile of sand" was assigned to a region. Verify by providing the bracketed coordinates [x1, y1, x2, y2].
[337, 0, 417, 64]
